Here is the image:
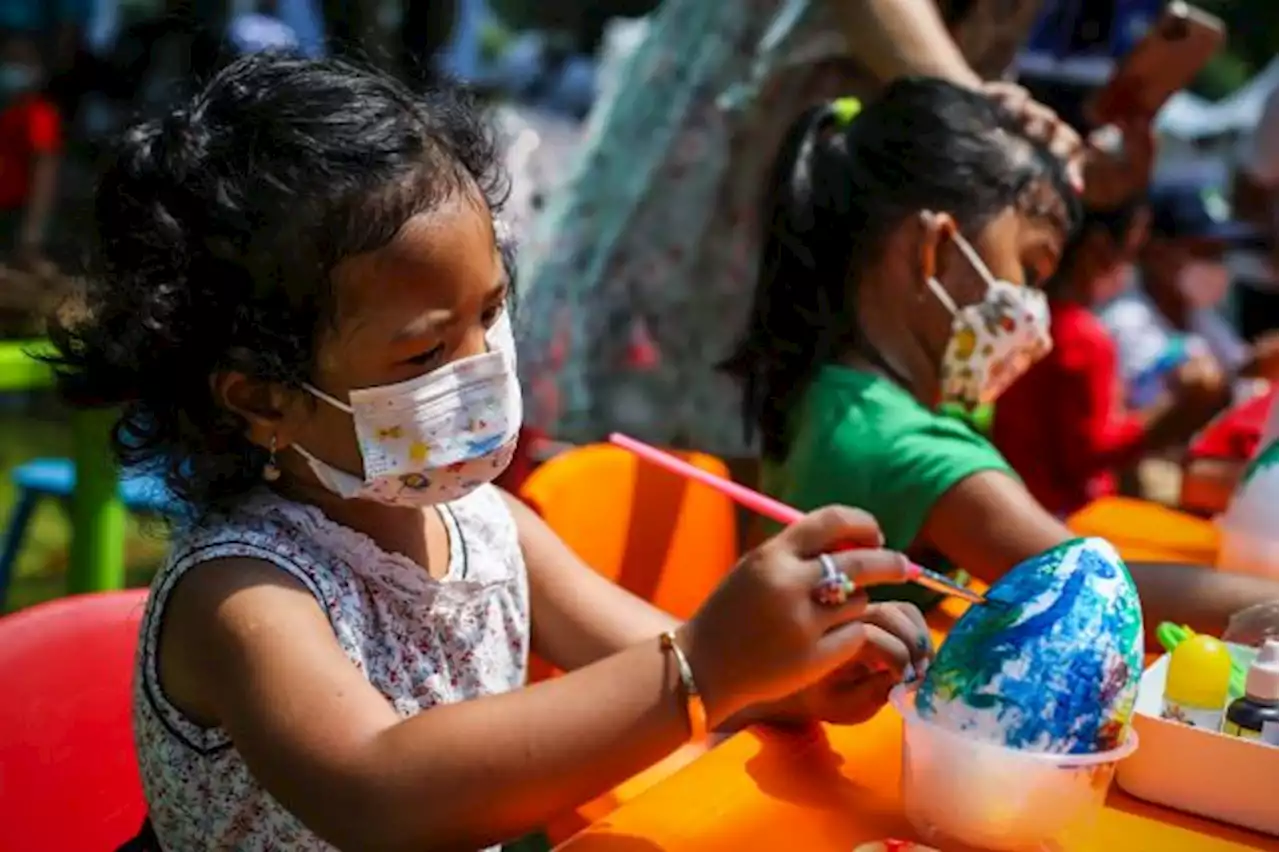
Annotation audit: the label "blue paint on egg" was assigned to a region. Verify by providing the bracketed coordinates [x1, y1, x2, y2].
[917, 537, 1143, 754]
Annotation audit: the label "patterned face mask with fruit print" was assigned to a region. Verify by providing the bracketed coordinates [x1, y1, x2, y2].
[926, 227, 1053, 409]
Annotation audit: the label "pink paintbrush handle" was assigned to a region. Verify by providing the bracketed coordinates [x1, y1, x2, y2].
[607, 433, 991, 607]
[608, 433, 802, 526]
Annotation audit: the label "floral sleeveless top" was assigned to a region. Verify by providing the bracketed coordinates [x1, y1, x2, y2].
[514, 0, 1043, 455]
[134, 486, 529, 851]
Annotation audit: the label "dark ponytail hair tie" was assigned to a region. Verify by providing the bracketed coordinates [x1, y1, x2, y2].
[807, 97, 862, 151]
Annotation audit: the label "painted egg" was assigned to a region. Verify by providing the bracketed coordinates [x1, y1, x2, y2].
[917, 537, 1143, 754]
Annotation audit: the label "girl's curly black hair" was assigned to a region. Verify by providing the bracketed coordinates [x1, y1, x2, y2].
[47, 53, 508, 513]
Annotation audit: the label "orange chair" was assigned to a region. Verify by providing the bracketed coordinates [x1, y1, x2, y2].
[517, 443, 739, 840]
[0, 590, 149, 849]
[518, 443, 738, 624]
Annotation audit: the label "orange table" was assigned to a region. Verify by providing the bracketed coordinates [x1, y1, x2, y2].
[1067, 497, 1220, 565]
[555, 709, 1276, 852]
[556, 607, 1276, 852]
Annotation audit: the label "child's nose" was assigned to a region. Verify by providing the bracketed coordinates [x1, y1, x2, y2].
[462, 326, 489, 359]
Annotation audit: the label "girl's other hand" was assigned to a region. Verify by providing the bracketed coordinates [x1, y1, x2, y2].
[794, 602, 933, 725]
[746, 602, 934, 728]
[678, 506, 918, 729]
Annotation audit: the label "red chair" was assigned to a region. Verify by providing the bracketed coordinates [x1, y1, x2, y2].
[0, 590, 148, 850]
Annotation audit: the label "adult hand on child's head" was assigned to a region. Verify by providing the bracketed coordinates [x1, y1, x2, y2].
[679, 506, 918, 729]
[980, 82, 1085, 191]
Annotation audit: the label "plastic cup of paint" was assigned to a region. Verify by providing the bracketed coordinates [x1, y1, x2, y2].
[890, 685, 1139, 851]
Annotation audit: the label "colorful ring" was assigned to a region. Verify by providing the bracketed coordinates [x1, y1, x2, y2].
[812, 553, 857, 607]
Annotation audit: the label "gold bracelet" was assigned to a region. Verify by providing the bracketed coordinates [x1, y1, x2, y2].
[660, 630, 708, 741]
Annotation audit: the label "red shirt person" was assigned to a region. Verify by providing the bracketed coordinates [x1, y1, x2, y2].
[994, 201, 1229, 517]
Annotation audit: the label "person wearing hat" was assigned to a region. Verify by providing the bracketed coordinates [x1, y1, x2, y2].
[993, 177, 1280, 516]
[1089, 180, 1275, 410]
[1137, 180, 1276, 384]
[992, 193, 1232, 518]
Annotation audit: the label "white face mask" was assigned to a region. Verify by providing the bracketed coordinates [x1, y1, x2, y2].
[293, 311, 522, 506]
[927, 229, 1053, 408]
[1176, 260, 1230, 311]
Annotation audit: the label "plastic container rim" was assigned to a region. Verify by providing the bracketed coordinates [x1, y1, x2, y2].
[890, 683, 1140, 766]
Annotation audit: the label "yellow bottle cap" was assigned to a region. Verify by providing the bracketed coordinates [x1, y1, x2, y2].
[1166, 635, 1233, 709]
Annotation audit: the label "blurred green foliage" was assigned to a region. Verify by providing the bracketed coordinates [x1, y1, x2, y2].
[486, 0, 659, 52]
[1192, 0, 1279, 98]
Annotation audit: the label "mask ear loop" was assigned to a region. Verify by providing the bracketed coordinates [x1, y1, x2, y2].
[924, 220, 1008, 316]
[303, 382, 354, 414]
[920, 210, 962, 316]
[948, 230, 1001, 291]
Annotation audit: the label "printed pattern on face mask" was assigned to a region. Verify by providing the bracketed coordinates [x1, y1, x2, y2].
[929, 231, 1052, 409]
[300, 312, 523, 506]
[349, 352, 522, 504]
[940, 280, 1052, 407]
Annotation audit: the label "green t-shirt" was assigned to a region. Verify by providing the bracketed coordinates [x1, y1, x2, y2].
[761, 366, 1012, 608]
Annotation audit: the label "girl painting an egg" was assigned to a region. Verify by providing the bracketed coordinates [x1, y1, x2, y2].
[58, 55, 938, 851]
[724, 78, 1277, 762]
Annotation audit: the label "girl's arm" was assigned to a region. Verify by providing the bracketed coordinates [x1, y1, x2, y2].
[504, 493, 930, 732]
[830, 0, 983, 88]
[920, 470, 1276, 645]
[162, 558, 693, 852]
[500, 489, 679, 671]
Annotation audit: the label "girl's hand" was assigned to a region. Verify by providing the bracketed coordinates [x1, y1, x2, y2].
[678, 506, 918, 729]
[728, 603, 934, 730]
[786, 602, 933, 726]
